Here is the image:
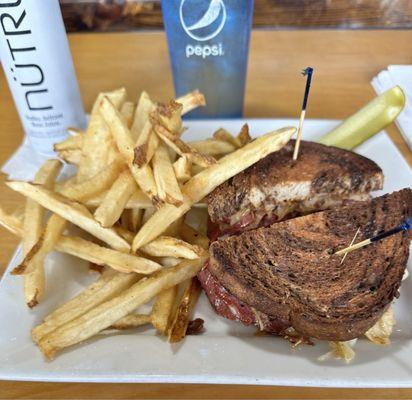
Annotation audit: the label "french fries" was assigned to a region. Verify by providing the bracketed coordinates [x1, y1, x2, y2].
[59, 159, 125, 201]
[153, 143, 183, 205]
[0, 86, 303, 359]
[236, 123, 252, 147]
[7, 182, 130, 252]
[168, 277, 203, 343]
[94, 170, 137, 227]
[151, 286, 178, 334]
[120, 101, 135, 129]
[110, 313, 152, 330]
[188, 139, 236, 156]
[23, 159, 62, 308]
[212, 128, 239, 148]
[141, 236, 202, 259]
[176, 90, 206, 115]
[54, 134, 84, 152]
[154, 123, 217, 168]
[32, 269, 139, 343]
[77, 88, 126, 181]
[37, 254, 207, 359]
[99, 96, 160, 206]
[13, 214, 67, 275]
[0, 208, 157, 275]
[132, 126, 295, 250]
[173, 155, 191, 183]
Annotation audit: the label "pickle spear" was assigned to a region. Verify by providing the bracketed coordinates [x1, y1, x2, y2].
[318, 86, 405, 150]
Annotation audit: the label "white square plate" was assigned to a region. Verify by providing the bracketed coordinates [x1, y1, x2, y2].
[0, 119, 411, 387]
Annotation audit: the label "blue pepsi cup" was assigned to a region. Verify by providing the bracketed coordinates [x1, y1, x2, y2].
[162, 0, 254, 118]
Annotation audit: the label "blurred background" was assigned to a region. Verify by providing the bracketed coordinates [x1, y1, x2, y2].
[60, 0, 412, 32]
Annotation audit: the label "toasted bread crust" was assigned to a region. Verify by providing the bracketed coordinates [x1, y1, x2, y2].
[207, 140, 383, 223]
[209, 189, 411, 341]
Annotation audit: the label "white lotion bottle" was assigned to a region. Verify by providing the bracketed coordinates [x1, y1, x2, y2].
[0, 0, 86, 156]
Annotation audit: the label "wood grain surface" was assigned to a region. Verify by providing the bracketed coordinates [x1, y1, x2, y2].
[60, 0, 412, 32]
[0, 30, 411, 399]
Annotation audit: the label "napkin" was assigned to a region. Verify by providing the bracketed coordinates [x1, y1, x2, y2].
[371, 65, 412, 150]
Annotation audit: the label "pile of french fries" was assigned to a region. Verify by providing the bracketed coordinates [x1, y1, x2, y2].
[0, 87, 295, 359]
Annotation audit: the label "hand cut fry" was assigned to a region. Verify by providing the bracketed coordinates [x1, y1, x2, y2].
[188, 139, 236, 156]
[176, 90, 206, 115]
[173, 155, 192, 183]
[236, 123, 252, 147]
[131, 91, 156, 140]
[133, 121, 159, 167]
[37, 254, 207, 359]
[94, 170, 137, 227]
[153, 100, 183, 135]
[54, 236, 161, 274]
[0, 207, 154, 275]
[141, 236, 202, 259]
[24, 160, 62, 308]
[99, 96, 160, 205]
[153, 143, 183, 206]
[7, 182, 130, 252]
[110, 313, 152, 330]
[154, 123, 217, 168]
[54, 135, 84, 152]
[151, 286, 178, 334]
[13, 214, 67, 275]
[78, 88, 126, 181]
[132, 127, 295, 250]
[120, 101, 135, 129]
[157, 257, 182, 267]
[179, 223, 209, 250]
[59, 159, 125, 201]
[67, 127, 85, 136]
[32, 269, 139, 343]
[213, 128, 239, 148]
[168, 277, 203, 343]
[57, 149, 82, 165]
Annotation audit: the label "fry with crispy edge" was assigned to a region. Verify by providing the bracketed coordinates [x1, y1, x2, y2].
[132, 126, 295, 250]
[175, 90, 206, 115]
[32, 269, 140, 343]
[168, 277, 203, 343]
[120, 101, 135, 129]
[59, 159, 125, 201]
[235, 123, 252, 147]
[153, 143, 183, 205]
[78, 88, 126, 181]
[23, 159, 62, 308]
[151, 286, 178, 335]
[141, 236, 202, 259]
[188, 139, 236, 156]
[153, 123, 217, 168]
[37, 254, 207, 359]
[57, 149, 82, 165]
[173, 155, 191, 183]
[212, 128, 239, 148]
[110, 313, 152, 330]
[99, 96, 161, 206]
[94, 170, 137, 227]
[13, 213, 67, 275]
[0, 209, 159, 275]
[6, 182, 130, 252]
[54, 135, 84, 152]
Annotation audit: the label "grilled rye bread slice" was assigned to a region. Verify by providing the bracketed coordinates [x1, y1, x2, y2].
[208, 189, 411, 341]
[207, 140, 383, 227]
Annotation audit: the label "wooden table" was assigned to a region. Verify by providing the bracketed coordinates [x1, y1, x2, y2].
[0, 30, 411, 399]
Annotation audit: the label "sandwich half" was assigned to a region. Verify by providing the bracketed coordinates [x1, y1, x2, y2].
[207, 140, 384, 240]
[199, 189, 412, 341]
